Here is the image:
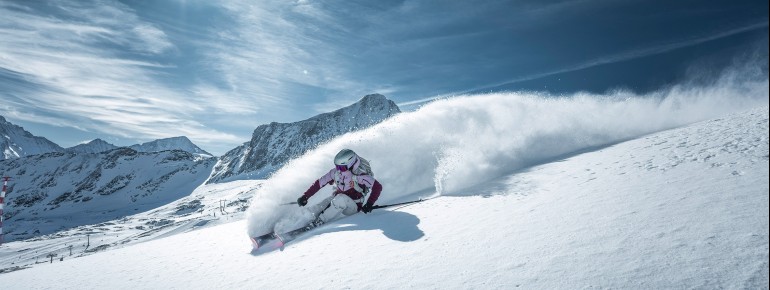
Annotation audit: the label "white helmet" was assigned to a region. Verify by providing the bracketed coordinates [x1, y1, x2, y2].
[334, 149, 358, 171]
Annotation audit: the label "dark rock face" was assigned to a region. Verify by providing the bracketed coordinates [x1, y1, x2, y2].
[208, 94, 400, 183]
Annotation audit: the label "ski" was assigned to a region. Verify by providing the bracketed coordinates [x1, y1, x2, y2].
[249, 232, 280, 250]
[275, 225, 315, 245]
[249, 197, 434, 252]
[250, 220, 323, 252]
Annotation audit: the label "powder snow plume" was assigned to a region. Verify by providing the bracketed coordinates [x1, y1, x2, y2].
[246, 63, 768, 237]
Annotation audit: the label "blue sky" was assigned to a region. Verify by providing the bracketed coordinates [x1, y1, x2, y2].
[1, 0, 767, 155]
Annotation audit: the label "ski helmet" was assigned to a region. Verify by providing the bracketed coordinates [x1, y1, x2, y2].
[334, 149, 358, 170]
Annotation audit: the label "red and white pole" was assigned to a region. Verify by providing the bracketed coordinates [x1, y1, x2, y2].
[1, 176, 10, 246]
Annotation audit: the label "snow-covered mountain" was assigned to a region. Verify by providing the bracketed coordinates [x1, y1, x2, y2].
[0, 116, 64, 160]
[206, 94, 400, 183]
[1, 116, 212, 159]
[0, 97, 765, 288]
[129, 136, 213, 158]
[0, 148, 216, 242]
[66, 138, 119, 154]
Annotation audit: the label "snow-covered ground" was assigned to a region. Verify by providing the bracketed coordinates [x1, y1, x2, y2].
[0, 84, 766, 288]
[0, 180, 260, 273]
[0, 149, 218, 242]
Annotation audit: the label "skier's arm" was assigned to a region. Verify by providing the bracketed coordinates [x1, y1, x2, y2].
[301, 181, 321, 198]
[357, 175, 382, 206]
[302, 168, 335, 198]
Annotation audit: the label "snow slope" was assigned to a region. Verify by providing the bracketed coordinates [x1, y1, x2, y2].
[0, 179, 259, 273]
[0, 92, 766, 287]
[0, 149, 216, 241]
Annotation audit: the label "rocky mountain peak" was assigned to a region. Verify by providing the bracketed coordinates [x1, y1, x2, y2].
[67, 139, 119, 154]
[1, 115, 64, 160]
[129, 136, 213, 158]
[207, 94, 401, 183]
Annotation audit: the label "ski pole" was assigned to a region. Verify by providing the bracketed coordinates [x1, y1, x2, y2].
[371, 199, 425, 210]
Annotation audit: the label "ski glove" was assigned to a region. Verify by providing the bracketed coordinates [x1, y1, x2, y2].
[297, 196, 308, 207]
[362, 203, 373, 214]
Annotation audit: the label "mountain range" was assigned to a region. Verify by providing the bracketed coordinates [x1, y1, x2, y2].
[1, 117, 212, 160]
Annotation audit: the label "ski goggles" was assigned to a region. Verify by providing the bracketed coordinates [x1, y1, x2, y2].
[335, 164, 348, 172]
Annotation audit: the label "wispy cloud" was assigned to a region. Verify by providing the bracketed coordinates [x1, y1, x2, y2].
[132, 24, 175, 54]
[191, 1, 608, 115]
[197, 1, 386, 114]
[0, 1, 240, 151]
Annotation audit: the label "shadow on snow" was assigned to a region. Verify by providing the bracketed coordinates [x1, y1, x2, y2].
[249, 210, 424, 256]
[312, 210, 424, 243]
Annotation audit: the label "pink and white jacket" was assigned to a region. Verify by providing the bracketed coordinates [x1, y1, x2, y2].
[301, 168, 382, 211]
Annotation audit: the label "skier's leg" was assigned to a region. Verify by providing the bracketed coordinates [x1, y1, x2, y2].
[318, 194, 358, 223]
[306, 196, 333, 217]
[339, 197, 359, 216]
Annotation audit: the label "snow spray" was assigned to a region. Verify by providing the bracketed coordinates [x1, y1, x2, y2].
[246, 61, 768, 237]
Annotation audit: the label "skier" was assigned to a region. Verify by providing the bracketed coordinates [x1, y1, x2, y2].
[296, 149, 382, 227]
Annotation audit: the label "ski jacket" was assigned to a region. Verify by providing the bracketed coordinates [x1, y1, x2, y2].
[302, 168, 382, 211]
